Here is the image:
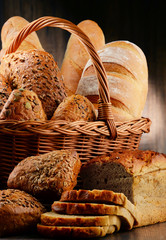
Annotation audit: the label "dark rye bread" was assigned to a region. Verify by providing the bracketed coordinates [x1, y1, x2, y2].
[0, 73, 11, 112]
[0, 89, 47, 120]
[37, 224, 115, 238]
[52, 201, 134, 230]
[0, 189, 45, 237]
[0, 50, 67, 119]
[80, 150, 166, 227]
[7, 150, 81, 199]
[60, 189, 138, 225]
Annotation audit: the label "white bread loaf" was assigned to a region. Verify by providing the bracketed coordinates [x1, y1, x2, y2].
[61, 20, 105, 95]
[76, 41, 148, 122]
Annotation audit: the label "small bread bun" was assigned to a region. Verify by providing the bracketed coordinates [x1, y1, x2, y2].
[51, 94, 97, 122]
[0, 89, 47, 121]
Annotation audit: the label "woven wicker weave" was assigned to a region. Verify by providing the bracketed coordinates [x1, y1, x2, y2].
[0, 17, 151, 189]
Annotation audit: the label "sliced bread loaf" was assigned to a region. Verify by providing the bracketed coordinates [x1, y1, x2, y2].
[37, 224, 115, 238]
[52, 201, 134, 230]
[40, 211, 121, 231]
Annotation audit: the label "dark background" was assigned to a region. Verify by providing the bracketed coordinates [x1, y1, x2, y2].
[0, 0, 165, 153]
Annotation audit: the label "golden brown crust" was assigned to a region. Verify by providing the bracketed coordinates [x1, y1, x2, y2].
[0, 89, 47, 120]
[61, 20, 105, 95]
[51, 94, 97, 121]
[51, 201, 134, 230]
[7, 150, 81, 199]
[0, 50, 67, 119]
[0, 73, 12, 112]
[37, 224, 113, 238]
[0, 16, 44, 60]
[0, 189, 45, 237]
[81, 150, 166, 176]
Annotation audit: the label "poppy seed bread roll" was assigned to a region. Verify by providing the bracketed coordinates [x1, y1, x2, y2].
[76, 41, 148, 122]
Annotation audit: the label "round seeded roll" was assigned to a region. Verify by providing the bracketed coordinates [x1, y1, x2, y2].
[0, 73, 12, 112]
[0, 88, 47, 121]
[0, 49, 67, 119]
[0, 189, 45, 237]
[51, 94, 97, 121]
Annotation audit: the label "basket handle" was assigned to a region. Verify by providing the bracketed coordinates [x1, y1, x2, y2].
[4, 16, 117, 139]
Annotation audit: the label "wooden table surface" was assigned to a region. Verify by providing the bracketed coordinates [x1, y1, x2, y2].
[1, 222, 166, 240]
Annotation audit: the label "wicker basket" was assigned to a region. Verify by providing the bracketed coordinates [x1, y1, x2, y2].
[0, 17, 151, 189]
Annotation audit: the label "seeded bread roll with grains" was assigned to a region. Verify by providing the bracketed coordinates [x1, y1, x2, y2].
[80, 149, 166, 227]
[0, 88, 47, 121]
[0, 73, 12, 112]
[0, 50, 67, 119]
[0, 189, 45, 237]
[51, 94, 97, 121]
[7, 150, 81, 199]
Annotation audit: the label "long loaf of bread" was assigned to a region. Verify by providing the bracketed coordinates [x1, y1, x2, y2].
[0, 16, 44, 60]
[76, 41, 148, 122]
[61, 19, 105, 95]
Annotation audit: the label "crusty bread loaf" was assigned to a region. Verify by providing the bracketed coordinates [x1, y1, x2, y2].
[0, 49, 67, 119]
[61, 20, 105, 95]
[52, 201, 134, 230]
[7, 150, 81, 199]
[0, 89, 47, 120]
[51, 94, 97, 121]
[0, 73, 11, 112]
[76, 41, 148, 122]
[37, 224, 115, 238]
[60, 189, 138, 225]
[0, 189, 45, 237]
[80, 149, 166, 227]
[0, 16, 44, 60]
[40, 211, 121, 230]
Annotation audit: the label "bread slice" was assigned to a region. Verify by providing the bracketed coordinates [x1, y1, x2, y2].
[60, 189, 138, 224]
[40, 211, 121, 231]
[52, 201, 134, 230]
[37, 224, 115, 238]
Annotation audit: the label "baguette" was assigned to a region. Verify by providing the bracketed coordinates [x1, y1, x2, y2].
[0, 16, 44, 60]
[61, 19, 105, 95]
[76, 41, 148, 122]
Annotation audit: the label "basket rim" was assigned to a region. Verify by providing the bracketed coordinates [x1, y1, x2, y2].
[0, 117, 151, 137]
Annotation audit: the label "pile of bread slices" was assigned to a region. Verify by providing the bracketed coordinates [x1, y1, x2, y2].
[0, 16, 166, 238]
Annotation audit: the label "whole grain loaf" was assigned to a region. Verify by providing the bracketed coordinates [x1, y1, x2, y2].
[7, 150, 81, 199]
[0, 73, 11, 112]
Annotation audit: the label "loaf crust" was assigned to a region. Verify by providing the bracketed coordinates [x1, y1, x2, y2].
[77, 41, 148, 122]
[0, 189, 45, 237]
[51, 94, 97, 121]
[52, 201, 134, 230]
[37, 224, 115, 238]
[0, 50, 67, 119]
[41, 211, 121, 230]
[80, 150, 166, 227]
[60, 189, 138, 224]
[0, 73, 11, 112]
[0, 89, 47, 120]
[7, 150, 81, 199]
